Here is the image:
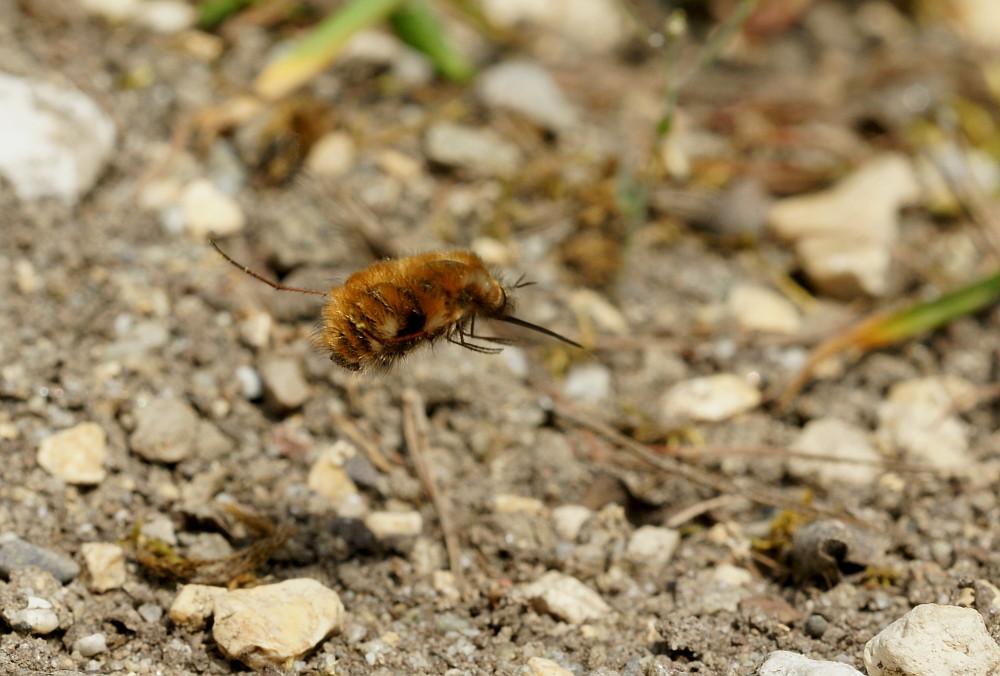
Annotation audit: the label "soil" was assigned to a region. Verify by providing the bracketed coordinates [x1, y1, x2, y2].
[2, 1, 999, 675]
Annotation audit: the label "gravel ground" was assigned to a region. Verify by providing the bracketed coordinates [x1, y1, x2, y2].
[2, 1, 1000, 674]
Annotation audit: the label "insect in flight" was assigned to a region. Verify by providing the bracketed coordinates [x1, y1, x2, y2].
[210, 240, 582, 372]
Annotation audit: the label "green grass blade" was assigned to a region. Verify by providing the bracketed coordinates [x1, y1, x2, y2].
[254, 0, 404, 100]
[390, 0, 475, 83]
[198, 0, 256, 30]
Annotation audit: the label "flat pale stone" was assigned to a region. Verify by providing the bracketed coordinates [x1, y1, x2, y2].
[492, 494, 546, 516]
[37, 422, 107, 485]
[181, 178, 245, 239]
[551, 504, 592, 541]
[81, 542, 127, 592]
[727, 284, 801, 334]
[308, 443, 361, 506]
[623, 525, 679, 577]
[523, 571, 611, 624]
[527, 657, 576, 676]
[306, 131, 355, 178]
[759, 650, 864, 675]
[477, 60, 580, 131]
[364, 511, 423, 539]
[130, 397, 199, 463]
[169, 584, 228, 629]
[213, 578, 344, 669]
[864, 604, 1000, 676]
[661, 374, 761, 422]
[768, 153, 921, 298]
[877, 377, 974, 470]
[424, 122, 522, 178]
[788, 418, 882, 487]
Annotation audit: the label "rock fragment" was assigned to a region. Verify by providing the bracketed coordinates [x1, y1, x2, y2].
[181, 178, 245, 239]
[259, 357, 310, 412]
[0, 71, 116, 204]
[364, 511, 423, 539]
[788, 418, 881, 488]
[73, 633, 108, 657]
[37, 422, 107, 485]
[169, 584, 228, 629]
[864, 604, 1000, 676]
[622, 526, 679, 577]
[727, 284, 801, 334]
[523, 571, 611, 624]
[130, 397, 200, 463]
[526, 657, 576, 676]
[0, 535, 80, 583]
[212, 578, 344, 669]
[768, 153, 921, 298]
[477, 60, 580, 132]
[661, 374, 761, 422]
[81, 543, 127, 592]
[758, 650, 864, 675]
[877, 376, 974, 470]
[424, 122, 522, 178]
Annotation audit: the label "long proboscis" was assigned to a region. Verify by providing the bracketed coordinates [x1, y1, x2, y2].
[496, 315, 583, 349]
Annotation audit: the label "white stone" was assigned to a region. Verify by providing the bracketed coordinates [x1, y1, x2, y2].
[523, 571, 611, 624]
[759, 650, 865, 675]
[424, 122, 521, 178]
[133, 0, 196, 33]
[73, 632, 108, 657]
[4, 597, 59, 634]
[365, 510, 423, 539]
[623, 525, 679, 577]
[308, 442, 361, 507]
[37, 422, 107, 485]
[727, 284, 801, 334]
[169, 584, 228, 629]
[181, 178, 245, 239]
[130, 398, 199, 463]
[661, 374, 761, 423]
[768, 154, 921, 298]
[477, 60, 580, 132]
[569, 289, 629, 336]
[864, 604, 1000, 676]
[712, 563, 753, 586]
[947, 0, 1000, 48]
[552, 504, 592, 541]
[877, 377, 974, 470]
[0, 71, 116, 204]
[493, 494, 546, 515]
[213, 578, 344, 670]
[306, 131, 356, 178]
[526, 657, 576, 676]
[478, 0, 629, 52]
[81, 542, 127, 592]
[238, 310, 272, 349]
[788, 418, 882, 487]
[235, 365, 263, 400]
[14, 259, 40, 294]
[259, 357, 310, 411]
[562, 363, 612, 403]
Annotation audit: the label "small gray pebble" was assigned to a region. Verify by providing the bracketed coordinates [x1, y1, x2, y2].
[0, 535, 80, 583]
[138, 602, 163, 624]
[805, 613, 828, 638]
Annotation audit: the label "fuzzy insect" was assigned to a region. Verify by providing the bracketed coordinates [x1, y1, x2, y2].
[211, 240, 581, 371]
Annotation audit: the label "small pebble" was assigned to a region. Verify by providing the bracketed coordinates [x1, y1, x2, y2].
[562, 363, 612, 403]
[622, 525, 679, 577]
[661, 374, 761, 423]
[0, 71, 116, 204]
[130, 397, 200, 463]
[788, 418, 881, 488]
[551, 504, 592, 541]
[259, 357, 310, 412]
[3, 596, 60, 635]
[493, 494, 546, 516]
[138, 602, 164, 624]
[37, 422, 107, 485]
[522, 571, 611, 624]
[14, 258, 40, 294]
[0, 535, 80, 583]
[424, 122, 522, 178]
[758, 650, 864, 675]
[864, 604, 1000, 676]
[805, 614, 829, 638]
[877, 376, 973, 470]
[139, 513, 178, 546]
[305, 131, 356, 178]
[169, 584, 228, 629]
[212, 578, 344, 669]
[364, 510, 423, 539]
[727, 284, 801, 334]
[73, 632, 108, 657]
[181, 178, 245, 239]
[308, 442, 361, 507]
[526, 656, 575, 676]
[81, 542, 126, 592]
[235, 365, 263, 400]
[238, 311, 272, 349]
[768, 153, 920, 298]
[132, 0, 196, 33]
[476, 60, 580, 132]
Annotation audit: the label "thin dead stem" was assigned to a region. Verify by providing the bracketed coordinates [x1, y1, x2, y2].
[402, 388, 465, 590]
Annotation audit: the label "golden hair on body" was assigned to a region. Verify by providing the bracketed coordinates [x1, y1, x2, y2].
[211, 241, 581, 371]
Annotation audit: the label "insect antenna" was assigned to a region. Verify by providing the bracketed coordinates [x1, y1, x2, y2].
[210, 239, 327, 296]
[495, 315, 583, 348]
